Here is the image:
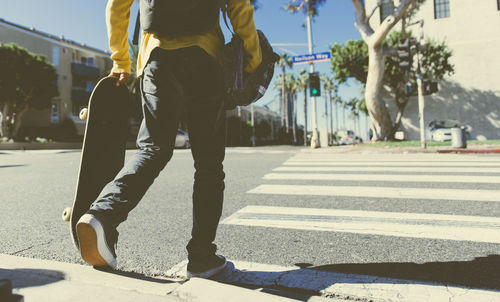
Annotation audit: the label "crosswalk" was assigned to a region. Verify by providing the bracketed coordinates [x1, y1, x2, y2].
[172, 152, 500, 301]
[224, 153, 500, 242]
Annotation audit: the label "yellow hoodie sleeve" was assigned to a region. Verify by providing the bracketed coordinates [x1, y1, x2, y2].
[106, 0, 134, 74]
[227, 0, 262, 73]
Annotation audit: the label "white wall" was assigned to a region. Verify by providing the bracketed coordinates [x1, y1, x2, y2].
[365, 0, 500, 139]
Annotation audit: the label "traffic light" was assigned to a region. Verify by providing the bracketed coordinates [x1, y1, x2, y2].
[397, 39, 411, 70]
[423, 80, 438, 95]
[309, 72, 321, 97]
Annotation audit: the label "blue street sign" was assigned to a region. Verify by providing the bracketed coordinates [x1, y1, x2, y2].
[292, 52, 331, 65]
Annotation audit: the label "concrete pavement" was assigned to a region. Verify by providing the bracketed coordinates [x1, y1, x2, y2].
[0, 254, 302, 302]
[2, 253, 498, 302]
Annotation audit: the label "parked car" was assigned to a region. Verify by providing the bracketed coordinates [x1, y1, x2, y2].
[175, 129, 190, 149]
[337, 130, 362, 145]
[428, 120, 471, 142]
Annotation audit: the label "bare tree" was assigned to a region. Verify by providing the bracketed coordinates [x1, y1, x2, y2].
[351, 0, 425, 141]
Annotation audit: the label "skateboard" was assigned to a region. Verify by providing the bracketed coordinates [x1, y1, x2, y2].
[62, 77, 130, 250]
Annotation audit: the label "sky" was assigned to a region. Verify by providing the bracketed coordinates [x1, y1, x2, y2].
[1, 0, 370, 139]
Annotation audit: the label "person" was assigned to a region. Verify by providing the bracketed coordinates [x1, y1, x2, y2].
[76, 0, 262, 278]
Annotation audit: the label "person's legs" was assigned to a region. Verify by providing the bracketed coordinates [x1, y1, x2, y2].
[77, 49, 183, 267]
[176, 48, 227, 277]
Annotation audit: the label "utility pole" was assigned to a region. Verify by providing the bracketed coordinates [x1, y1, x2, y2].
[416, 21, 426, 149]
[251, 104, 256, 147]
[306, 0, 320, 148]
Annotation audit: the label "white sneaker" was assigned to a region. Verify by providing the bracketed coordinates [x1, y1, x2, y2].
[76, 214, 118, 269]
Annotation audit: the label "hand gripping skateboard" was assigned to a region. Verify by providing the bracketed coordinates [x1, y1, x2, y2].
[62, 77, 130, 250]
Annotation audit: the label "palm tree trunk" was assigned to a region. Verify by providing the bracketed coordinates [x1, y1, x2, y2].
[292, 93, 297, 144]
[282, 66, 286, 128]
[285, 92, 289, 133]
[334, 100, 338, 133]
[329, 94, 333, 144]
[342, 106, 346, 130]
[303, 90, 308, 146]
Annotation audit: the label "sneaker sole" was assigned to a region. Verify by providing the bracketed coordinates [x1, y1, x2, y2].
[186, 260, 227, 279]
[76, 214, 117, 269]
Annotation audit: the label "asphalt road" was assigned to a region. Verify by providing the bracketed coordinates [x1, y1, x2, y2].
[0, 146, 499, 290]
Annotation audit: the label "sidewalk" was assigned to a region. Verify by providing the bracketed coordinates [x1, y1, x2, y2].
[0, 254, 307, 302]
[2, 254, 498, 302]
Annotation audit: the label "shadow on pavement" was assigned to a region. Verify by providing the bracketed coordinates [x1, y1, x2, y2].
[209, 254, 500, 300]
[310, 254, 500, 291]
[0, 268, 65, 289]
[0, 165, 27, 169]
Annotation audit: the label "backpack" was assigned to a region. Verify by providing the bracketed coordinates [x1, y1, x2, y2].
[139, 0, 223, 37]
[222, 30, 279, 110]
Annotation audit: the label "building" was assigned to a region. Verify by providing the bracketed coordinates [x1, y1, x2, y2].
[366, 0, 500, 140]
[0, 18, 113, 137]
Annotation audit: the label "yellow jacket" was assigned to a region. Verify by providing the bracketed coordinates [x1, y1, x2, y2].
[106, 0, 262, 76]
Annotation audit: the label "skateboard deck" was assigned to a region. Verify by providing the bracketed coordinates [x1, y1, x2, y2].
[64, 77, 130, 250]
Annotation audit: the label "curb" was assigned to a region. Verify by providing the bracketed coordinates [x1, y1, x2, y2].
[172, 278, 298, 302]
[437, 148, 500, 154]
[0, 142, 83, 150]
[0, 254, 300, 302]
[300, 145, 500, 154]
[0, 254, 180, 302]
[0, 142, 138, 151]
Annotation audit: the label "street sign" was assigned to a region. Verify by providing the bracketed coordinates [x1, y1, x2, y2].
[292, 52, 331, 65]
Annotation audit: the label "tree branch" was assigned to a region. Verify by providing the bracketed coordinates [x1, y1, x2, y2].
[370, 0, 415, 48]
[366, 0, 382, 23]
[351, 0, 375, 42]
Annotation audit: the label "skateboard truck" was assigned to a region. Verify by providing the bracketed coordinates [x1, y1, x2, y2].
[79, 108, 88, 121]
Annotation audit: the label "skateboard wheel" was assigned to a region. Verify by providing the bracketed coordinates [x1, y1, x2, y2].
[79, 108, 88, 121]
[62, 207, 72, 222]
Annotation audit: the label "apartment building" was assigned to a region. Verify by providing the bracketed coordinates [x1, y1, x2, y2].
[365, 0, 500, 140]
[0, 18, 113, 137]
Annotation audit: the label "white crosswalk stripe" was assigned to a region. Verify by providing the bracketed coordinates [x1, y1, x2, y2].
[263, 172, 500, 183]
[221, 206, 500, 244]
[248, 184, 500, 202]
[290, 154, 498, 161]
[274, 166, 500, 173]
[283, 161, 500, 167]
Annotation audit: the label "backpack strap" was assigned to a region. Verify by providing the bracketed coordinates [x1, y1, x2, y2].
[133, 11, 140, 45]
[221, 1, 234, 35]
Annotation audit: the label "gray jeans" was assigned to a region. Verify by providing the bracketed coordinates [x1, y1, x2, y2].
[90, 47, 227, 259]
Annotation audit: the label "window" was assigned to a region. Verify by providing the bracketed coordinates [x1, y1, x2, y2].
[52, 46, 59, 67]
[379, 0, 394, 23]
[498, 0, 500, 10]
[434, 0, 450, 19]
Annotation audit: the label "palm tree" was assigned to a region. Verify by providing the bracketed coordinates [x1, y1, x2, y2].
[321, 75, 338, 145]
[278, 53, 293, 131]
[286, 74, 299, 144]
[297, 70, 309, 146]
